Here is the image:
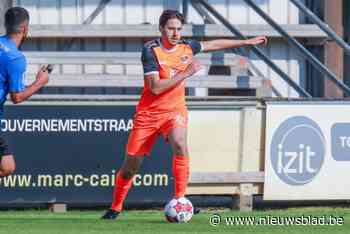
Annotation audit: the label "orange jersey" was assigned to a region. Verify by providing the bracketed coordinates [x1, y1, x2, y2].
[136, 39, 202, 113]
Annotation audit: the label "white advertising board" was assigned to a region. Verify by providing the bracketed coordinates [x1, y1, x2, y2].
[264, 102, 350, 200]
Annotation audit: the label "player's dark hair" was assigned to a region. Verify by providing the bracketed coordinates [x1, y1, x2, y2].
[159, 10, 185, 28]
[5, 7, 30, 35]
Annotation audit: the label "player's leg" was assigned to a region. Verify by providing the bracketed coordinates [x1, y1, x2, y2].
[161, 111, 189, 198]
[167, 127, 189, 198]
[102, 119, 158, 220]
[167, 129, 201, 214]
[163, 112, 200, 214]
[102, 154, 143, 220]
[0, 137, 16, 177]
[110, 154, 144, 212]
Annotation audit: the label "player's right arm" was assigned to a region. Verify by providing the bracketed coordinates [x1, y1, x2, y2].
[145, 61, 201, 95]
[7, 57, 49, 104]
[142, 45, 201, 95]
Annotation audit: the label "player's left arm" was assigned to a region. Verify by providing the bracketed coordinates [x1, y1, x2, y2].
[200, 36, 268, 52]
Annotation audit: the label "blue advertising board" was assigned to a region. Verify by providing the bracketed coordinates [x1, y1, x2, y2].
[0, 104, 173, 204]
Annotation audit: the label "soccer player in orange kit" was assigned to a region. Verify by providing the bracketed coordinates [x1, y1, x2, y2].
[102, 9, 267, 219]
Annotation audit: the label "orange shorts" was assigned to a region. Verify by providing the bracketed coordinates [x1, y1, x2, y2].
[126, 109, 188, 156]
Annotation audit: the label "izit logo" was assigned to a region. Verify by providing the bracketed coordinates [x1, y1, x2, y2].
[270, 116, 325, 185]
[277, 144, 317, 174]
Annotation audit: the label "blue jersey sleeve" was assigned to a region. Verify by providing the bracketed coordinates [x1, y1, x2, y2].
[185, 39, 202, 55]
[7, 56, 26, 92]
[141, 45, 159, 76]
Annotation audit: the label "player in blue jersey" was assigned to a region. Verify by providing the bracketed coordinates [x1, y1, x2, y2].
[0, 7, 50, 177]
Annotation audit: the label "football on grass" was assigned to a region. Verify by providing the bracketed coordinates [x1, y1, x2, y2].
[164, 197, 194, 223]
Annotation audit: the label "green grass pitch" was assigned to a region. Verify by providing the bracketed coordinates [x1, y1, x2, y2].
[0, 207, 348, 234]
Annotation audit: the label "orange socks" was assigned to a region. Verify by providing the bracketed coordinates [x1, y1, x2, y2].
[111, 171, 134, 212]
[111, 155, 189, 211]
[173, 155, 189, 198]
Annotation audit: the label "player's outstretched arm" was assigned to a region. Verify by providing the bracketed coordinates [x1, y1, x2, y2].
[201, 36, 268, 52]
[146, 59, 202, 95]
[10, 66, 50, 104]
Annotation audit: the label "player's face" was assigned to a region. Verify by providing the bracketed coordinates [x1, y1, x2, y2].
[160, 18, 183, 46]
